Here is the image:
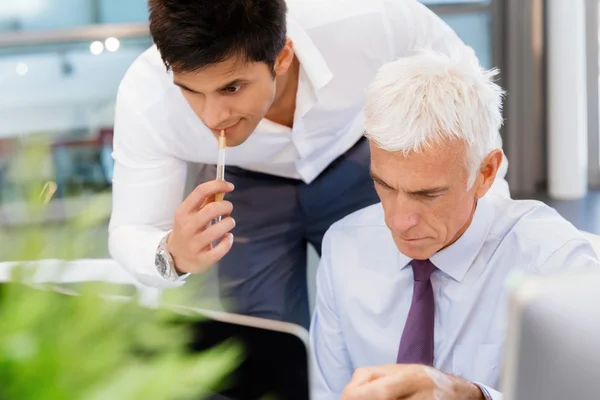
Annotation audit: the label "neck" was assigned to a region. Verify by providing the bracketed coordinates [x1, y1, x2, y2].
[265, 56, 300, 128]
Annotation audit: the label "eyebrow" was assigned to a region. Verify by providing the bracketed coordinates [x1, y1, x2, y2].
[370, 171, 395, 190]
[173, 81, 199, 93]
[173, 79, 247, 94]
[406, 186, 450, 196]
[370, 170, 450, 195]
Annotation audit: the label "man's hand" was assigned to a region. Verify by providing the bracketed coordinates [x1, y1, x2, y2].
[341, 364, 485, 400]
[167, 180, 236, 274]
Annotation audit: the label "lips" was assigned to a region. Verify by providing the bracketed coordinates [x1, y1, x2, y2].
[401, 237, 427, 242]
[214, 120, 240, 132]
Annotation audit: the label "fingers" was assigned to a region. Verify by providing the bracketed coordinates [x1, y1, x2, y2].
[188, 201, 234, 233]
[180, 180, 234, 214]
[367, 364, 423, 396]
[169, 220, 235, 274]
[194, 216, 236, 250]
[181, 232, 234, 274]
[342, 367, 384, 400]
[346, 368, 378, 389]
[342, 365, 421, 400]
[342, 375, 405, 400]
[169, 181, 236, 274]
[201, 233, 234, 267]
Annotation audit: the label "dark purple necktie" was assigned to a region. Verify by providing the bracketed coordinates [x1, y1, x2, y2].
[396, 259, 437, 365]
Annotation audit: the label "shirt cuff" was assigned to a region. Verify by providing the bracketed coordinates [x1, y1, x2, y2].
[109, 225, 187, 289]
[474, 383, 503, 400]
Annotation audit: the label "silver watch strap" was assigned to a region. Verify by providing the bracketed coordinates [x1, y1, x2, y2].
[156, 234, 184, 282]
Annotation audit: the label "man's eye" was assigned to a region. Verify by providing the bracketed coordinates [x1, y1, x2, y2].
[222, 85, 242, 94]
[421, 193, 440, 199]
[373, 180, 393, 191]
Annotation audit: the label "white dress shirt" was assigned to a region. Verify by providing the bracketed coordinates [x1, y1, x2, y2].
[309, 194, 600, 399]
[108, 0, 507, 287]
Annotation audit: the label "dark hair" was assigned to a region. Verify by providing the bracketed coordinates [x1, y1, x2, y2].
[148, 0, 288, 73]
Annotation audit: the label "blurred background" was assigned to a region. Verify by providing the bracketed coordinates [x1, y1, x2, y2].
[0, 0, 598, 257]
[1, 2, 598, 397]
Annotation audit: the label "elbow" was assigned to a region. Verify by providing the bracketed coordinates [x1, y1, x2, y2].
[107, 223, 122, 262]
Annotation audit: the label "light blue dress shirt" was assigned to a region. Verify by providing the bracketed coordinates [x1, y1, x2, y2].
[309, 194, 600, 399]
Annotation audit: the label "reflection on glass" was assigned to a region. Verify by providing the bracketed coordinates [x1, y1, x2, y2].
[0, 0, 149, 32]
[0, 36, 152, 204]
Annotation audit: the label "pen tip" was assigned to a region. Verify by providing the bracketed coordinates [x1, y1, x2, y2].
[220, 129, 225, 137]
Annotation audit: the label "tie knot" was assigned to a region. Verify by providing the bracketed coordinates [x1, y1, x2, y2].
[411, 259, 436, 282]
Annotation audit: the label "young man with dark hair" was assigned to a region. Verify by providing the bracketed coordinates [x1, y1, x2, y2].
[109, 0, 510, 329]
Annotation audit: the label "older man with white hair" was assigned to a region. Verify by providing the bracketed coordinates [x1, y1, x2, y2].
[309, 49, 600, 400]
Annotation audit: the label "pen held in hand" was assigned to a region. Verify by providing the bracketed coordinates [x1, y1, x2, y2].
[212, 129, 227, 229]
[215, 129, 227, 202]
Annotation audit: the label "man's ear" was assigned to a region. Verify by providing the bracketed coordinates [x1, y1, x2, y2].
[475, 149, 503, 198]
[274, 38, 294, 76]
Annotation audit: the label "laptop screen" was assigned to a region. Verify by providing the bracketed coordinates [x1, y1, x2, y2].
[178, 310, 311, 400]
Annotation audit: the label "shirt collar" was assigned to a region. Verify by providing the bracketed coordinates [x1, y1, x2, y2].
[286, 18, 333, 93]
[398, 195, 495, 282]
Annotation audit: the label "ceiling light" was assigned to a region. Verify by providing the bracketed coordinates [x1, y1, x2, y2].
[90, 41, 104, 56]
[16, 62, 28, 76]
[105, 37, 120, 52]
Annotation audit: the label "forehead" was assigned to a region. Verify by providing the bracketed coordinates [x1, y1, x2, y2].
[370, 139, 467, 184]
[173, 57, 268, 90]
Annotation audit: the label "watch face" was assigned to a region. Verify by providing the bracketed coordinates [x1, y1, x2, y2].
[155, 252, 169, 277]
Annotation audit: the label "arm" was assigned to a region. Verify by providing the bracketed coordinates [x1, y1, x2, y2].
[108, 92, 188, 289]
[309, 231, 354, 399]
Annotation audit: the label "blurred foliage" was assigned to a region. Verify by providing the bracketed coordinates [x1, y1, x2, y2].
[0, 138, 112, 261]
[0, 139, 243, 399]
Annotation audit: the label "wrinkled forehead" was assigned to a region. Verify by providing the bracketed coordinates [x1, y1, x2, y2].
[369, 138, 469, 184]
[369, 137, 467, 163]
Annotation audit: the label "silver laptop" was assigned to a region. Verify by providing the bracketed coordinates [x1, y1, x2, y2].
[502, 270, 600, 400]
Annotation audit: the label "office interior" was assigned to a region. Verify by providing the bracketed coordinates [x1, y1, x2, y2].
[0, 0, 599, 398]
[2, 0, 599, 297]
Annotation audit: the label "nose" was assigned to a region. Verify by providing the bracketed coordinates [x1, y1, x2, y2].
[200, 96, 232, 130]
[389, 200, 421, 233]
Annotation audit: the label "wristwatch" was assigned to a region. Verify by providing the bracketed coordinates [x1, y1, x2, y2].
[155, 234, 182, 282]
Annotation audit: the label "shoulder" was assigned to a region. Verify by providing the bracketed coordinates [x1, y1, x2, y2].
[113, 46, 203, 162]
[327, 202, 386, 233]
[490, 195, 583, 246]
[487, 195, 599, 272]
[322, 202, 390, 256]
[287, 0, 387, 29]
[320, 203, 402, 289]
[286, 0, 425, 25]
[287, 0, 392, 65]
[116, 45, 176, 114]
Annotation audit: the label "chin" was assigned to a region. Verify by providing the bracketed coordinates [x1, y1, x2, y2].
[224, 134, 251, 147]
[394, 239, 437, 260]
[223, 122, 257, 147]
